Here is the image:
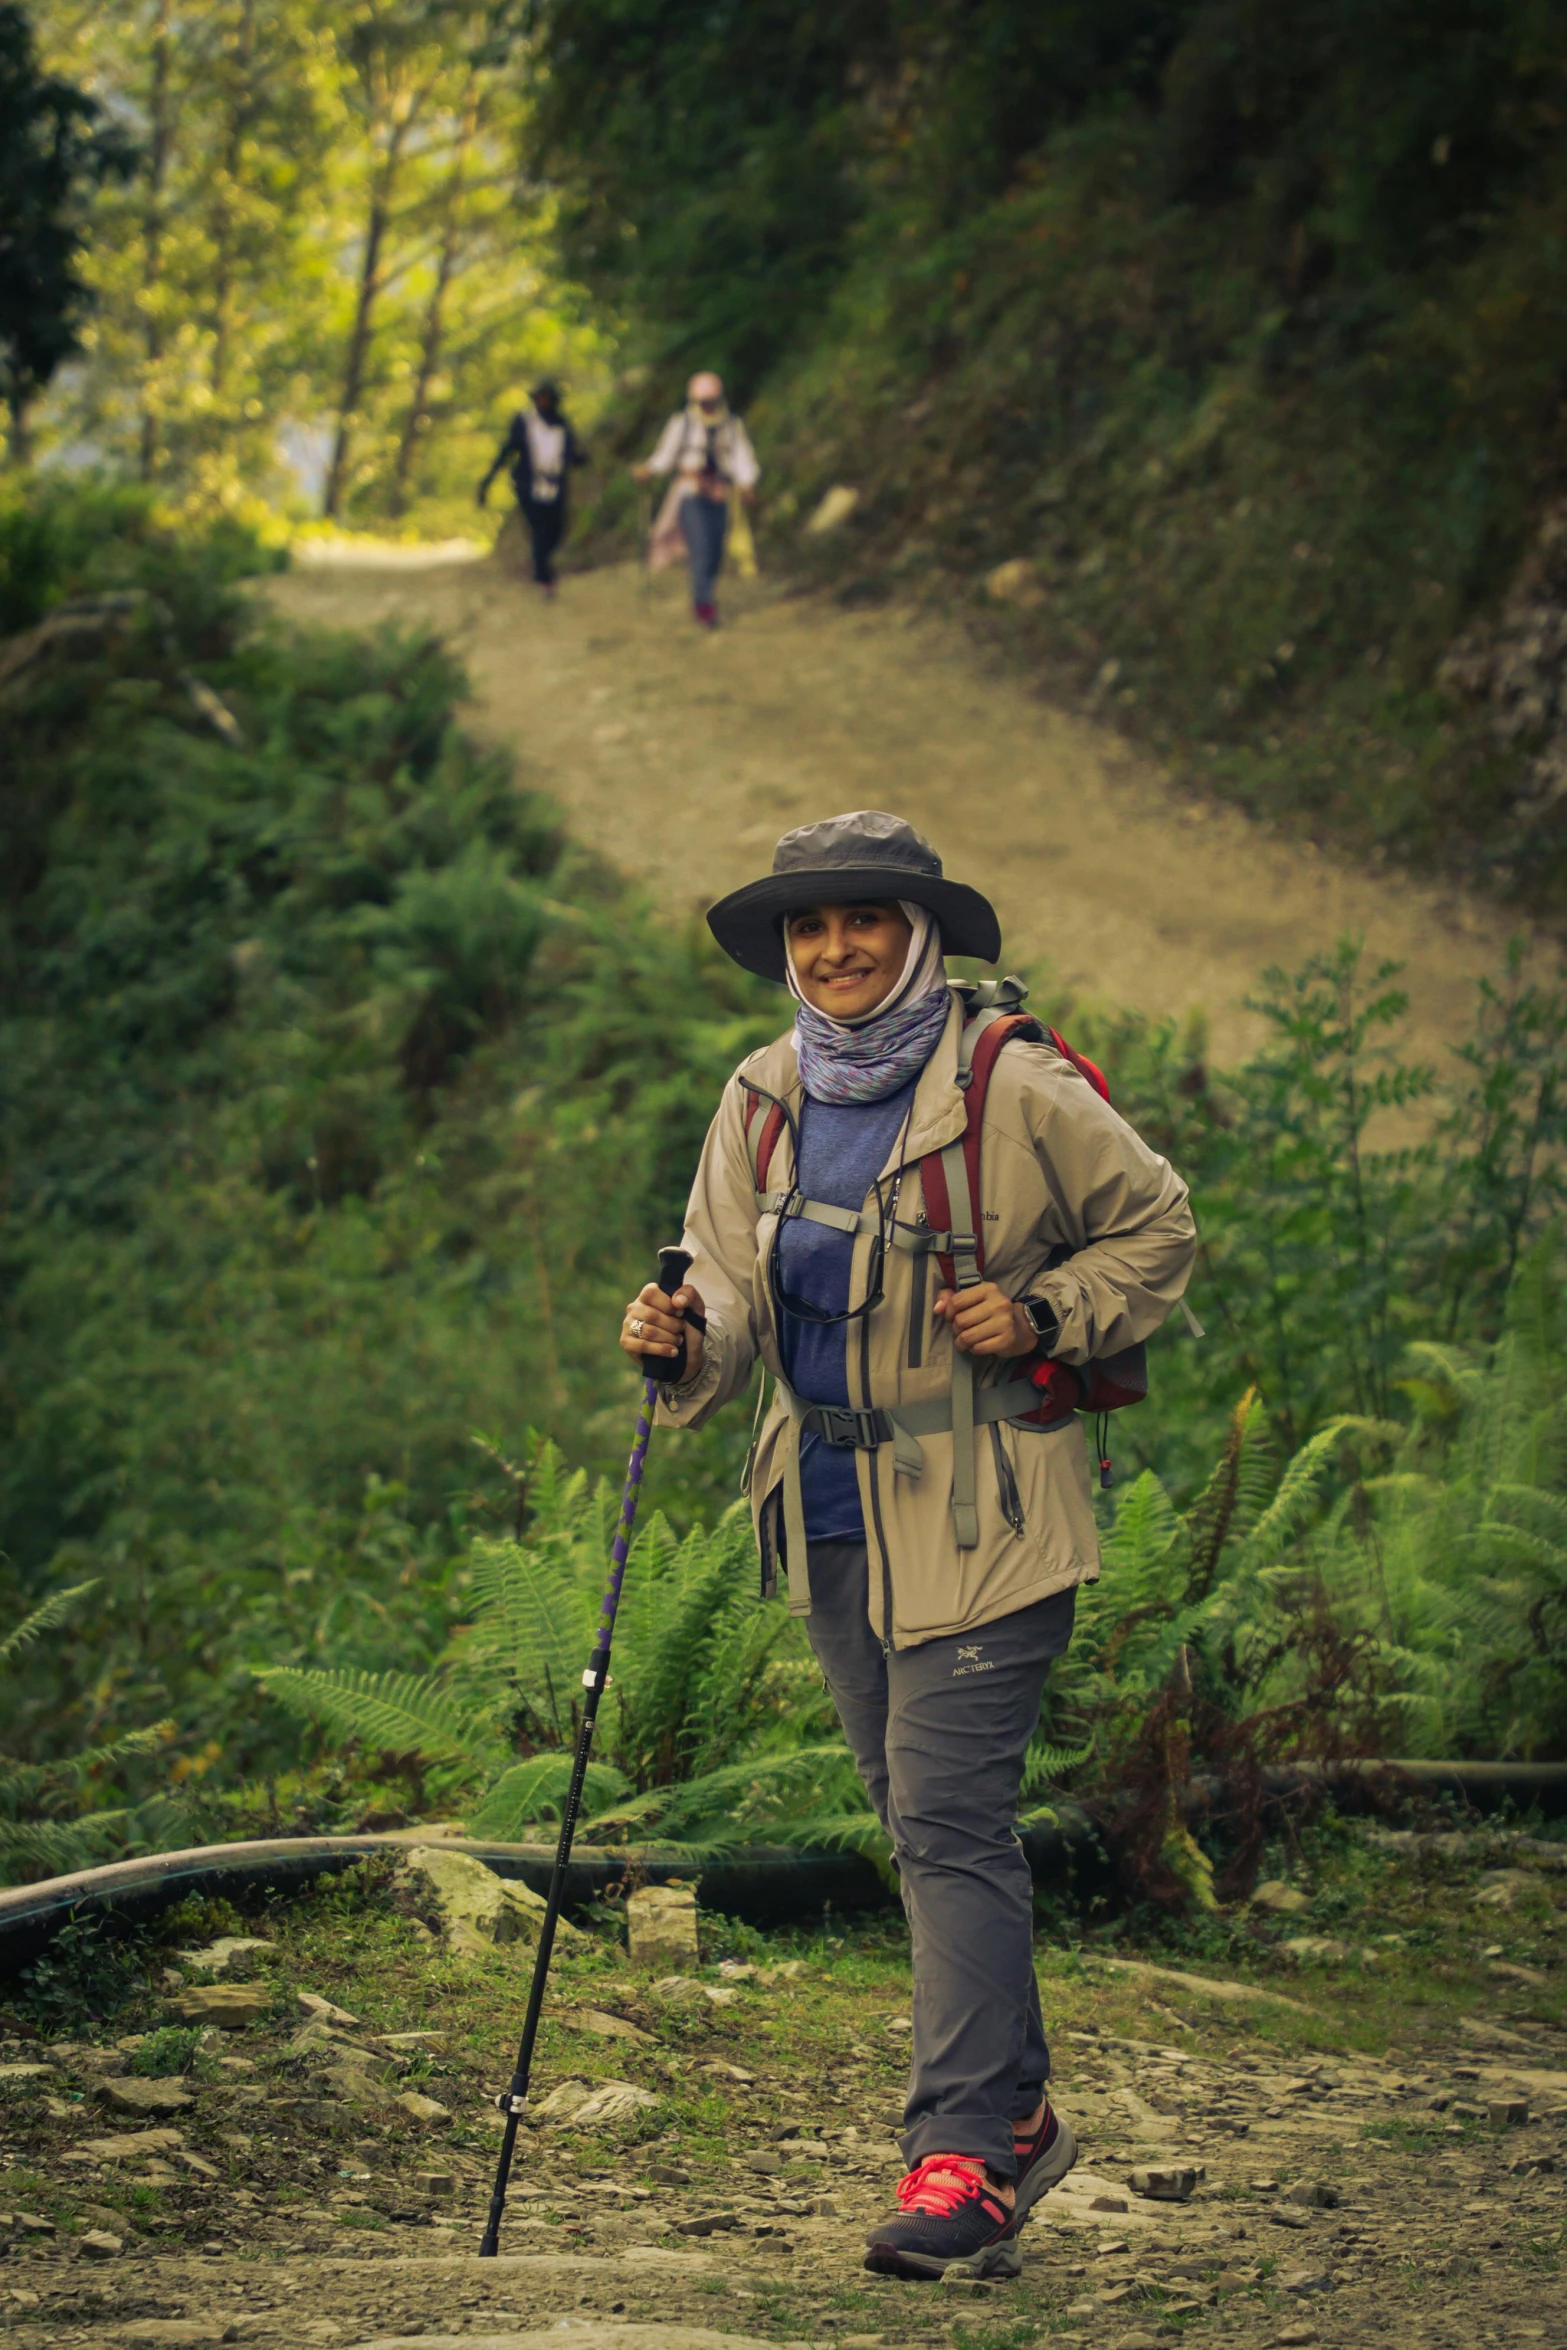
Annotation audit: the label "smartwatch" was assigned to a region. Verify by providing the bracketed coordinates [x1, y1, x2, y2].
[1022, 1296, 1060, 1351]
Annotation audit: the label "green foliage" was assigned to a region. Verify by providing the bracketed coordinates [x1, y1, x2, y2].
[12, 1911, 148, 2029]
[1068, 937, 1567, 1491]
[26, 0, 609, 521]
[1324, 1251, 1567, 1757]
[532, 0, 882, 396]
[128, 2024, 201, 2075]
[0, 481, 775, 1780]
[762, 6, 1567, 888]
[0, 473, 278, 637]
[1031, 1246, 1567, 1817]
[0, 1582, 186, 1884]
[259, 1444, 842, 1853]
[0, 0, 134, 451]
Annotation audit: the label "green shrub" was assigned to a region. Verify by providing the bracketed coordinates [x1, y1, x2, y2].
[7, 484, 1567, 1896]
[128, 2025, 202, 2076]
[0, 483, 775, 1790]
[0, 1584, 185, 1883]
[257, 1445, 854, 1855]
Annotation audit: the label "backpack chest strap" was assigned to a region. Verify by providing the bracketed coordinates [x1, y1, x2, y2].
[757, 1189, 967, 1254]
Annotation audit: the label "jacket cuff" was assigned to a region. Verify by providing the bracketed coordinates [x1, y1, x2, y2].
[654, 1318, 727, 1427]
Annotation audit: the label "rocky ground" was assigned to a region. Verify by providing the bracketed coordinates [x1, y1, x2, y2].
[1, 1824, 1564, 2350]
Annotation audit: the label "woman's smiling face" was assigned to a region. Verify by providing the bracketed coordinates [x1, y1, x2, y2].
[786, 900, 914, 1020]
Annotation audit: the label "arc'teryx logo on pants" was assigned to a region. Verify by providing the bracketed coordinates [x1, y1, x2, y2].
[952, 1642, 994, 1679]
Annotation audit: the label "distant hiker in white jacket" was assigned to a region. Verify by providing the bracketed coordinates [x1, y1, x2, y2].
[635, 371, 760, 629]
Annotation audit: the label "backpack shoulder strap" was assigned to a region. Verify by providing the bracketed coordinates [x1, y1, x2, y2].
[917, 996, 1039, 1550]
[921, 997, 1044, 1289]
[740, 1077, 790, 1195]
[919, 983, 1111, 1276]
[1046, 1026, 1111, 1103]
[914, 991, 1120, 1550]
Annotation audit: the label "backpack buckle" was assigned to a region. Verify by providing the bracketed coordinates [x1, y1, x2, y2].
[811, 1405, 889, 1450]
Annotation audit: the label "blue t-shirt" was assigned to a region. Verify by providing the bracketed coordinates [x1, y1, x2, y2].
[775, 1082, 916, 1543]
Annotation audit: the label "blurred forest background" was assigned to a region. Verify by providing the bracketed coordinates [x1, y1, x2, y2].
[4, 1, 1567, 1899]
[8, 0, 611, 522]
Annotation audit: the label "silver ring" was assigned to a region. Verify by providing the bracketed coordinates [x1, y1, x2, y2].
[628, 1317, 645, 1339]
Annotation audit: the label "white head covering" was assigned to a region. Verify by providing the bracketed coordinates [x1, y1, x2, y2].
[784, 901, 947, 1031]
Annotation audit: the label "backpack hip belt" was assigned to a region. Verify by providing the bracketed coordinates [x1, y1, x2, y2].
[773, 1375, 1068, 1585]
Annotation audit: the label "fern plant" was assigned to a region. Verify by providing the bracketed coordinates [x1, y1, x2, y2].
[1026, 1242, 1567, 1901]
[1314, 1244, 1567, 1758]
[0, 1584, 183, 1885]
[257, 1249, 1567, 1887]
[257, 1445, 857, 1855]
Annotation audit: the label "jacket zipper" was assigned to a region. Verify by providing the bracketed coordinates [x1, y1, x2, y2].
[860, 1305, 896, 1654]
[989, 1420, 1027, 1539]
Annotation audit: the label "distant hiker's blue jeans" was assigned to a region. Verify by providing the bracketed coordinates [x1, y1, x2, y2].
[680, 492, 728, 606]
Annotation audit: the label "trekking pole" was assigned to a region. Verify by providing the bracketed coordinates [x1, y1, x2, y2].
[639, 482, 657, 602]
[479, 1244, 702, 2258]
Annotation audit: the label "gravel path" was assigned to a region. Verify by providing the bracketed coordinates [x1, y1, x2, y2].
[270, 546, 1524, 1068]
[6, 1926, 1564, 2350]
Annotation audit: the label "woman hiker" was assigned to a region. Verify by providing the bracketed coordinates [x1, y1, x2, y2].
[634, 369, 759, 628]
[476, 379, 588, 597]
[619, 810, 1196, 2281]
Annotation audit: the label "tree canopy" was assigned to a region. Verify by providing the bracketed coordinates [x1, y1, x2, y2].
[0, 1, 133, 459]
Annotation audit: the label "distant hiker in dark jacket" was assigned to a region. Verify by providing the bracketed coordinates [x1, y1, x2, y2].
[477, 381, 588, 596]
[634, 370, 759, 629]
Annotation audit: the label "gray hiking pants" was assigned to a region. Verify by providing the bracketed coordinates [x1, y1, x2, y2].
[804, 1540, 1076, 2179]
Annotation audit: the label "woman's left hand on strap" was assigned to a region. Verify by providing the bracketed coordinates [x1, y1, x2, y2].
[934, 1281, 1036, 1357]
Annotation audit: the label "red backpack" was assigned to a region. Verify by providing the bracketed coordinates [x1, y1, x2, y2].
[744, 977, 1151, 1509]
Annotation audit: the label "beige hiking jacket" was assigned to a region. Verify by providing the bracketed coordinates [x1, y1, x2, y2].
[656, 990, 1196, 1648]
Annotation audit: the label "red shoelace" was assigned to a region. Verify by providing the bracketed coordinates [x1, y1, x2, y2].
[894, 2155, 1006, 2219]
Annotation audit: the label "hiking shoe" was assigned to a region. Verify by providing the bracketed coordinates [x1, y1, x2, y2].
[1012, 2098, 1077, 2222]
[863, 2154, 1018, 2281]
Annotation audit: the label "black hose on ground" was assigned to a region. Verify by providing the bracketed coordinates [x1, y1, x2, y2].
[0, 1834, 895, 1977]
[0, 1761, 1560, 1976]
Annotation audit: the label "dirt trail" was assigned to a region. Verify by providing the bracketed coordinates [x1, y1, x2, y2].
[274, 545, 1524, 1067]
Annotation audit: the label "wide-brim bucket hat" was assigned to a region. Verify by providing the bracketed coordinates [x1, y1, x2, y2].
[706, 809, 1000, 984]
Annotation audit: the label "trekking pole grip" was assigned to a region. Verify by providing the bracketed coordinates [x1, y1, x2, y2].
[640, 1244, 702, 1380]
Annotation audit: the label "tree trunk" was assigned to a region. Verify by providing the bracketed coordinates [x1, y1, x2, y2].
[210, 0, 258, 402]
[321, 164, 395, 520]
[6, 393, 31, 469]
[388, 92, 475, 516]
[139, 0, 175, 481]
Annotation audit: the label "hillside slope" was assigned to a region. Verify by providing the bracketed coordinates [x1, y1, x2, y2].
[544, 0, 1567, 912]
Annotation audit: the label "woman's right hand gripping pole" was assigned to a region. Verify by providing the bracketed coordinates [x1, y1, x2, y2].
[620, 1283, 706, 1384]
